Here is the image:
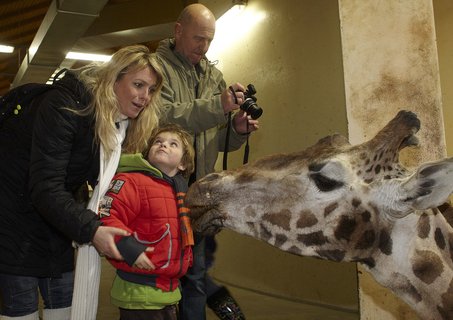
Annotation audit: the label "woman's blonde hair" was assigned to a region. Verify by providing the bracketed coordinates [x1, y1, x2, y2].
[145, 123, 195, 179]
[75, 45, 163, 157]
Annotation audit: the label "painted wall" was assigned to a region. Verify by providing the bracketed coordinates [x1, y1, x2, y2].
[202, 0, 358, 311]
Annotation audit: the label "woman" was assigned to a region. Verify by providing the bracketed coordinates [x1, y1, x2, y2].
[0, 45, 163, 320]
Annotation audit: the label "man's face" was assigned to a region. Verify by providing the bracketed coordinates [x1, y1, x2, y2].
[174, 16, 215, 65]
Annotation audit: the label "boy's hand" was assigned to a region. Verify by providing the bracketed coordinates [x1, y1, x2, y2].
[134, 247, 155, 270]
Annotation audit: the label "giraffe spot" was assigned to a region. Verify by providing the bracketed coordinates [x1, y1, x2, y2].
[263, 210, 291, 231]
[435, 228, 446, 250]
[274, 234, 287, 248]
[361, 210, 371, 222]
[391, 272, 422, 303]
[378, 229, 392, 255]
[298, 231, 328, 246]
[438, 279, 453, 320]
[374, 164, 381, 174]
[448, 233, 453, 264]
[378, 150, 384, 160]
[334, 215, 357, 242]
[296, 211, 318, 229]
[357, 257, 375, 268]
[439, 204, 453, 227]
[245, 205, 257, 218]
[259, 223, 272, 242]
[246, 222, 257, 236]
[316, 249, 346, 262]
[287, 246, 302, 255]
[355, 230, 376, 250]
[412, 250, 444, 284]
[352, 198, 361, 208]
[437, 305, 453, 320]
[364, 178, 373, 184]
[417, 212, 430, 239]
[324, 202, 338, 217]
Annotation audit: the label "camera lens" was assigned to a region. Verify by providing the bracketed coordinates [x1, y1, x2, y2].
[241, 99, 263, 119]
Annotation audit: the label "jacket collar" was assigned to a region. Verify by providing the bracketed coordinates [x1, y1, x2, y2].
[116, 153, 163, 177]
[157, 38, 211, 75]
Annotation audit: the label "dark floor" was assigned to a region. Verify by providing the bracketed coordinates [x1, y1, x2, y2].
[205, 283, 359, 320]
[96, 259, 359, 320]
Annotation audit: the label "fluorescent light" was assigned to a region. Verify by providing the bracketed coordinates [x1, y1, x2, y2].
[0, 45, 14, 53]
[66, 51, 112, 62]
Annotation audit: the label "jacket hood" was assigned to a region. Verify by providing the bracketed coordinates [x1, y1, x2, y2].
[117, 153, 162, 177]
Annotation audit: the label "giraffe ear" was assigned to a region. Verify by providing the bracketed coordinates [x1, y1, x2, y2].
[402, 157, 453, 210]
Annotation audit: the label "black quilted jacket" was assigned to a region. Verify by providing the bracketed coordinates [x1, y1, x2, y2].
[0, 72, 101, 277]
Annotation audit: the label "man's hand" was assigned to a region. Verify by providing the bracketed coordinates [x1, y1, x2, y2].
[233, 110, 260, 134]
[221, 82, 246, 114]
[92, 226, 129, 260]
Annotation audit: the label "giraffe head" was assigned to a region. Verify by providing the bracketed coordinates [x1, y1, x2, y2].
[186, 111, 453, 264]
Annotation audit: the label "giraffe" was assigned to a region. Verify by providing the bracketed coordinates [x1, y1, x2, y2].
[186, 110, 453, 320]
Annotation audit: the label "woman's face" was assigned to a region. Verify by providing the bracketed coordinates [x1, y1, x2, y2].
[114, 66, 158, 119]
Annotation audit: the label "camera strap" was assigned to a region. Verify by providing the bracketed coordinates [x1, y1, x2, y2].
[223, 87, 251, 170]
[223, 111, 232, 170]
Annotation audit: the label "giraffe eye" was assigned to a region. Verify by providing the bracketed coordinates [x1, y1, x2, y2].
[309, 173, 344, 192]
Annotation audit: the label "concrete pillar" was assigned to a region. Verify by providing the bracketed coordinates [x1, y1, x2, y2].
[338, 0, 445, 319]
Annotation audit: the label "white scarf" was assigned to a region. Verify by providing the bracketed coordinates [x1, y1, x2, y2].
[71, 119, 128, 320]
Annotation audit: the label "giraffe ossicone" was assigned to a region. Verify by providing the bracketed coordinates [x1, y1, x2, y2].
[186, 110, 453, 320]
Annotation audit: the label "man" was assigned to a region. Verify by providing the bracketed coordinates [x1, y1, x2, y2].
[156, 3, 259, 319]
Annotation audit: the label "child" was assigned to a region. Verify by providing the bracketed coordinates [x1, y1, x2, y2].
[99, 123, 195, 320]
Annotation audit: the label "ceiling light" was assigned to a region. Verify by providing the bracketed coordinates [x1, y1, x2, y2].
[66, 51, 112, 62]
[0, 45, 14, 53]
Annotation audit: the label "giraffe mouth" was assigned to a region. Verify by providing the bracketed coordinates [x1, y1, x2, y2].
[190, 207, 225, 235]
[194, 217, 224, 235]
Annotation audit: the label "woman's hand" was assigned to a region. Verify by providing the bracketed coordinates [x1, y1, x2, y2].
[92, 226, 129, 260]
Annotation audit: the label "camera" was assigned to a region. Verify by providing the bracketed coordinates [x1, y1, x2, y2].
[240, 84, 263, 120]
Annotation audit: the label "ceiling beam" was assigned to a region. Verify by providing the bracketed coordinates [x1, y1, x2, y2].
[12, 0, 109, 87]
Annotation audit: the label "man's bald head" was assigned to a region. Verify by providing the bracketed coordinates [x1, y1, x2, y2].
[177, 3, 216, 27]
[174, 4, 216, 65]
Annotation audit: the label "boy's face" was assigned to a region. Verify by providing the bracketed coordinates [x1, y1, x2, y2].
[148, 131, 185, 177]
